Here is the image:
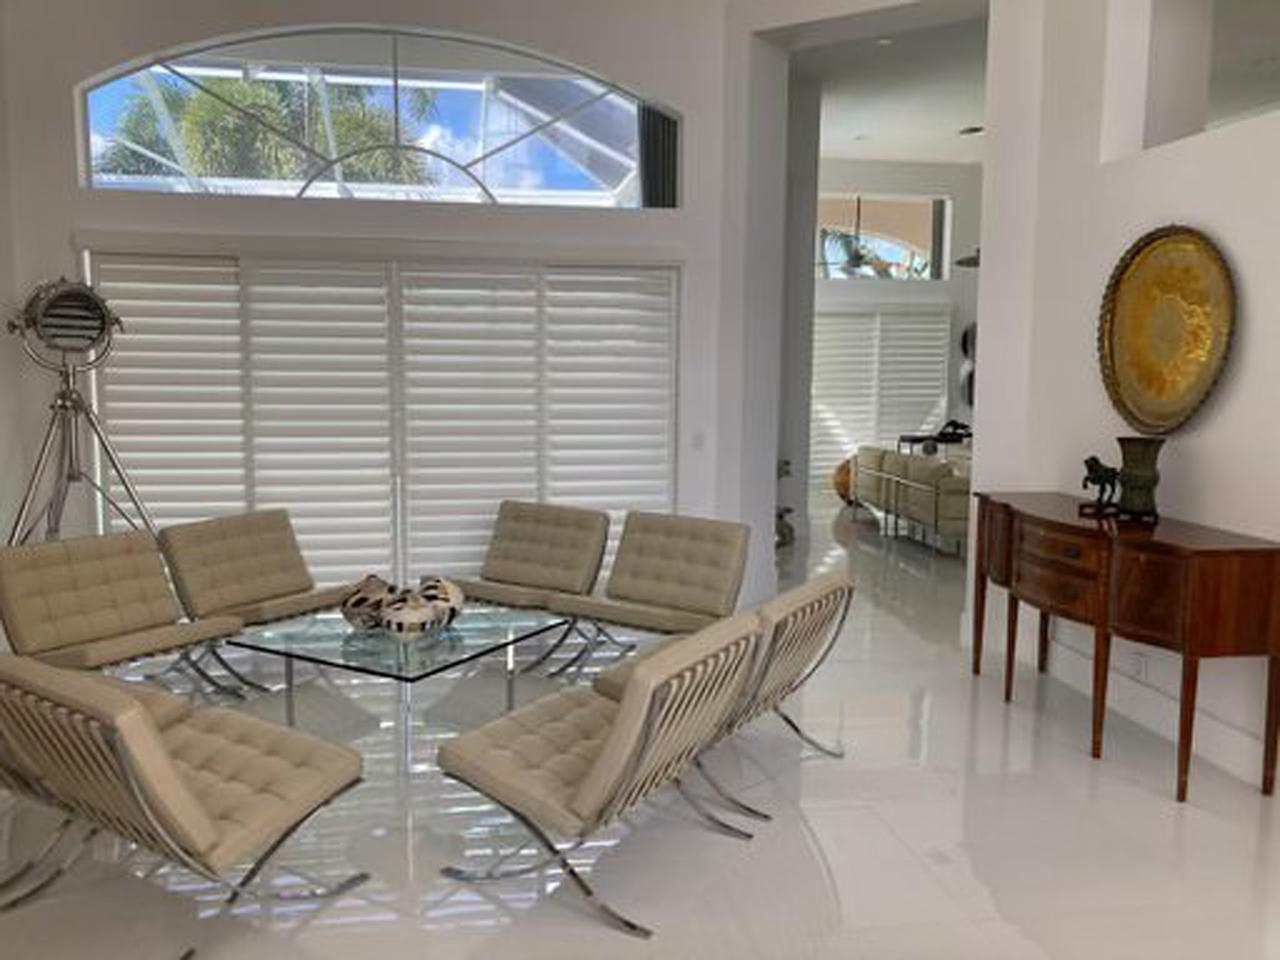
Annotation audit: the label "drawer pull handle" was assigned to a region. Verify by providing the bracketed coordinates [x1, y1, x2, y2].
[1062, 545, 1082, 560]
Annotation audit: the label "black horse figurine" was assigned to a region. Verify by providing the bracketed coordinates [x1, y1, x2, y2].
[1082, 455, 1119, 507]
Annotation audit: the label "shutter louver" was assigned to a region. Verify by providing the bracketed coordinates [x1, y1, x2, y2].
[245, 261, 394, 586]
[94, 255, 247, 527]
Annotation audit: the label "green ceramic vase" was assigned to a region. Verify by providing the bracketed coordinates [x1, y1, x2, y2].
[1116, 436, 1165, 520]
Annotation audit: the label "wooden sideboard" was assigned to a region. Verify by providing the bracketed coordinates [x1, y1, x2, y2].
[973, 491, 1280, 802]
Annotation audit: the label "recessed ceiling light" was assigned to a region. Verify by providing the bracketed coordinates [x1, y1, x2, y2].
[959, 125, 986, 136]
[876, 37, 894, 47]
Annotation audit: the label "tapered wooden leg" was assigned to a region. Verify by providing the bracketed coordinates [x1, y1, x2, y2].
[1037, 611, 1051, 674]
[1177, 654, 1200, 802]
[1091, 626, 1111, 759]
[973, 573, 988, 676]
[1265, 656, 1280, 797]
[1004, 592, 1019, 703]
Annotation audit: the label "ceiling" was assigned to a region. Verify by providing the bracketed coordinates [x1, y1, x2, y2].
[803, 0, 1280, 166]
[801, 16, 988, 165]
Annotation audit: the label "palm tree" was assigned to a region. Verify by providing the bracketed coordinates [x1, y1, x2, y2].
[96, 71, 437, 187]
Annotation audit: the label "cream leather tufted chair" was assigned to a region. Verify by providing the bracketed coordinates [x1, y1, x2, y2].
[541, 510, 750, 675]
[0, 654, 366, 913]
[591, 571, 854, 819]
[158, 509, 357, 626]
[0, 530, 243, 671]
[437, 611, 760, 938]
[451, 499, 610, 608]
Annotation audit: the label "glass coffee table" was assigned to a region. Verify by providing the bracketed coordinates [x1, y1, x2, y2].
[229, 605, 569, 726]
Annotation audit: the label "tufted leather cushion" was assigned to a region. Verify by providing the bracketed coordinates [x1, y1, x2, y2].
[604, 512, 749, 618]
[937, 473, 971, 538]
[34, 616, 242, 669]
[548, 593, 716, 634]
[902, 456, 953, 526]
[217, 584, 355, 626]
[450, 576, 549, 609]
[855, 446, 886, 506]
[592, 634, 684, 701]
[163, 707, 361, 872]
[479, 501, 609, 596]
[437, 686, 618, 839]
[158, 510, 316, 619]
[0, 531, 180, 656]
[0, 654, 221, 857]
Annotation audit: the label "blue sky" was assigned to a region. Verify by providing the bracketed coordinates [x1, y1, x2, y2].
[88, 70, 603, 192]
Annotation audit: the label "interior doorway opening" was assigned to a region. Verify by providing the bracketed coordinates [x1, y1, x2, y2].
[776, 6, 988, 559]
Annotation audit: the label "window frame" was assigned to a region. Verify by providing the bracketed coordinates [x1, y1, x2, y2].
[814, 192, 951, 282]
[77, 24, 677, 210]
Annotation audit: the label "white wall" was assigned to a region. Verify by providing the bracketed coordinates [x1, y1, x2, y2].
[0, 5, 22, 526]
[975, 0, 1280, 786]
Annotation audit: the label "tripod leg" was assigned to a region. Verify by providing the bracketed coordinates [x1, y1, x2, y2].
[45, 414, 73, 541]
[82, 404, 157, 535]
[8, 408, 61, 545]
[79, 473, 138, 532]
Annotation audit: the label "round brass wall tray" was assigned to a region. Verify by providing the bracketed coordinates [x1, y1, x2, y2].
[1098, 225, 1235, 435]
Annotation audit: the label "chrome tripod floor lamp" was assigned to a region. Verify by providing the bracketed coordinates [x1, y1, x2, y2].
[7, 279, 155, 545]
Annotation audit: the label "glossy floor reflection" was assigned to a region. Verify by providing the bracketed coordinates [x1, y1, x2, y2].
[5, 508, 1280, 958]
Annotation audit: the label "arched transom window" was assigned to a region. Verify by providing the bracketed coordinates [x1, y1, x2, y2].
[82, 28, 678, 207]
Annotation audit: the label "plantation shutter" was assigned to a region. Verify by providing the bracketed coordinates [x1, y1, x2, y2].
[399, 265, 540, 575]
[543, 268, 676, 559]
[808, 304, 951, 495]
[93, 254, 247, 526]
[243, 260, 394, 586]
[875, 305, 951, 442]
[92, 251, 677, 584]
[809, 309, 878, 496]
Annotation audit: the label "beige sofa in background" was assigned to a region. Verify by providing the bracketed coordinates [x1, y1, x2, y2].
[851, 444, 970, 551]
[0, 530, 242, 669]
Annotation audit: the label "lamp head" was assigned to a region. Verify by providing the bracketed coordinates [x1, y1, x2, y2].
[10, 279, 120, 371]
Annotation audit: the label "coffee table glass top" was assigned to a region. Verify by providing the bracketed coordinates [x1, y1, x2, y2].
[229, 605, 567, 683]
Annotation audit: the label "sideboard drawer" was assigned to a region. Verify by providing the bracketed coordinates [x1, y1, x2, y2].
[1013, 559, 1096, 622]
[1019, 522, 1103, 575]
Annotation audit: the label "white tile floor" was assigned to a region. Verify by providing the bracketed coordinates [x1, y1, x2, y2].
[5, 508, 1280, 959]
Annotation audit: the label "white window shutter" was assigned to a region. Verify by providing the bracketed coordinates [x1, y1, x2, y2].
[92, 251, 678, 586]
[399, 265, 541, 576]
[244, 260, 394, 586]
[93, 255, 247, 526]
[809, 309, 878, 496]
[875, 305, 951, 442]
[808, 305, 951, 497]
[543, 268, 676, 559]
